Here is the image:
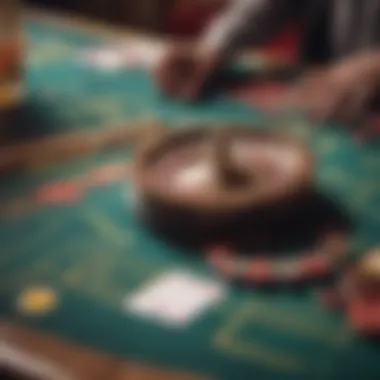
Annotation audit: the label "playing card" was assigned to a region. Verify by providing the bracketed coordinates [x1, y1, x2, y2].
[80, 40, 167, 72]
[119, 40, 166, 68]
[80, 49, 126, 71]
[124, 271, 226, 326]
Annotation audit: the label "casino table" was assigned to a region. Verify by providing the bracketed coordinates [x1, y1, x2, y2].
[1, 9, 380, 380]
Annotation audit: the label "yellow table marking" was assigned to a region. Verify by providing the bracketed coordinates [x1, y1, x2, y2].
[213, 299, 351, 373]
[29, 40, 76, 66]
[349, 183, 380, 221]
[54, 233, 164, 308]
[84, 207, 129, 249]
[317, 134, 341, 155]
[319, 167, 351, 188]
[0, 217, 60, 269]
[83, 98, 125, 121]
[16, 285, 58, 316]
[213, 302, 304, 373]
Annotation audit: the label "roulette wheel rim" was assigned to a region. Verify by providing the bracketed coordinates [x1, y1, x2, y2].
[133, 126, 314, 216]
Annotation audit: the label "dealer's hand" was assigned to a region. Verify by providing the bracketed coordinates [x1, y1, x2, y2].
[154, 43, 220, 100]
[297, 53, 380, 124]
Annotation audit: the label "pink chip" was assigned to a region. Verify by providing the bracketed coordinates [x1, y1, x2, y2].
[301, 254, 329, 275]
[246, 260, 273, 281]
[207, 246, 235, 278]
[35, 181, 83, 204]
[210, 258, 235, 278]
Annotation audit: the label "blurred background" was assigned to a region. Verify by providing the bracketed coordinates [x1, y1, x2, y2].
[25, 0, 225, 34]
[25, 0, 300, 59]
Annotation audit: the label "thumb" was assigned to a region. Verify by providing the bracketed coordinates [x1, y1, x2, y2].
[179, 57, 216, 100]
[178, 66, 206, 100]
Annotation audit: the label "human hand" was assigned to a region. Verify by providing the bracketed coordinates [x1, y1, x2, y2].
[296, 53, 380, 124]
[154, 43, 220, 100]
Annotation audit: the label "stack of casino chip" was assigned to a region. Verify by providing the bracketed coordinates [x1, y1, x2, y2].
[207, 229, 348, 284]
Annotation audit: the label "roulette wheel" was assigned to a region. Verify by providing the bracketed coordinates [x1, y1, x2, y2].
[132, 126, 314, 246]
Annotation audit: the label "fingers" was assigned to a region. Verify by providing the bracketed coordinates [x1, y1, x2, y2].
[154, 54, 179, 97]
[340, 84, 375, 126]
[156, 63, 203, 101]
[153, 43, 219, 101]
[318, 86, 349, 123]
[297, 61, 377, 126]
[297, 72, 370, 124]
[315, 83, 374, 125]
[296, 71, 339, 121]
[154, 49, 205, 100]
[178, 64, 207, 100]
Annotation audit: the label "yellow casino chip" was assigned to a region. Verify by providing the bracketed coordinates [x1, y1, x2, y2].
[0, 82, 22, 110]
[16, 286, 58, 316]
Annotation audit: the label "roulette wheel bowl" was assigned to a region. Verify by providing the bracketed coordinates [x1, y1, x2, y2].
[132, 126, 314, 246]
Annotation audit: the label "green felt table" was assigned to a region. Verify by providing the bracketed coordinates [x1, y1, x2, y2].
[1, 11, 380, 380]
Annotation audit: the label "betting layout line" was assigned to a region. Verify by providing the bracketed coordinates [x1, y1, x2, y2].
[0, 123, 141, 174]
[29, 38, 77, 67]
[212, 298, 351, 374]
[0, 214, 60, 269]
[0, 159, 132, 223]
[213, 302, 305, 374]
[221, 298, 349, 346]
[34, 205, 169, 308]
[0, 258, 55, 297]
[347, 180, 380, 223]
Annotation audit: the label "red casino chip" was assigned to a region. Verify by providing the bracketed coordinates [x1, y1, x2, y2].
[35, 180, 83, 204]
[206, 229, 348, 284]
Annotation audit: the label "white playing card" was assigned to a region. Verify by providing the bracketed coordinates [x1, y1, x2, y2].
[81, 49, 126, 71]
[124, 271, 226, 326]
[119, 40, 166, 68]
[80, 40, 167, 72]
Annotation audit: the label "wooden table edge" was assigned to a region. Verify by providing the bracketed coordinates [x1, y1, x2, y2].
[1, 321, 208, 380]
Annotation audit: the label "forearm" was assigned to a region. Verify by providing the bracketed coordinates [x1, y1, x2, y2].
[200, 0, 303, 60]
[369, 51, 380, 74]
[347, 50, 380, 79]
